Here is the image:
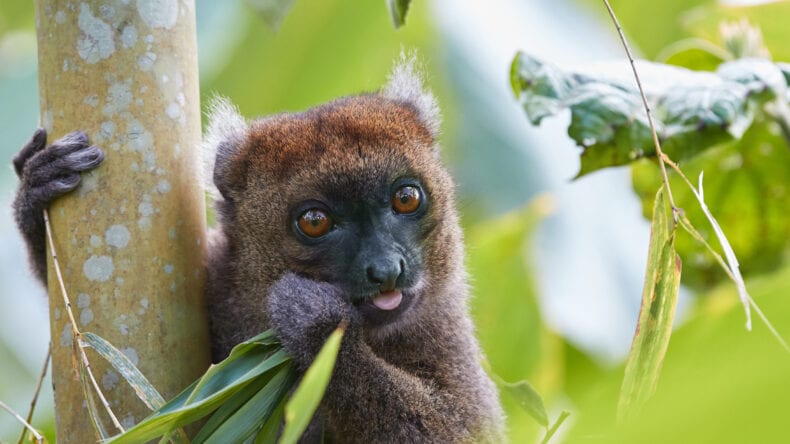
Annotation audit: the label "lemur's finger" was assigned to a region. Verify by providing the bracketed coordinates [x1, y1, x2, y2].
[13, 128, 48, 178]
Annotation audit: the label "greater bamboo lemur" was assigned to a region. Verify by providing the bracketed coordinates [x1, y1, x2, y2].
[13, 58, 505, 442]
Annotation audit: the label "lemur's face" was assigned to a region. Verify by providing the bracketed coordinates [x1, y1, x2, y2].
[221, 94, 458, 331]
[284, 168, 434, 328]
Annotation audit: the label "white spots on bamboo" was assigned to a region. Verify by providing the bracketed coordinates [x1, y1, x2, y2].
[68, 299, 87, 324]
[121, 413, 136, 430]
[55, 10, 66, 24]
[168, 227, 176, 239]
[103, 81, 133, 116]
[54, 308, 62, 320]
[80, 308, 94, 326]
[119, 323, 129, 335]
[76, 3, 115, 64]
[102, 370, 119, 391]
[157, 179, 171, 194]
[121, 25, 138, 48]
[62, 58, 70, 72]
[164, 263, 174, 274]
[121, 347, 139, 366]
[106, 224, 131, 248]
[166, 101, 181, 120]
[60, 323, 72, 347]
[138, 51, 156, 71]
[83, 255, 115, 282]
[130, 162, 139, 172]
[138, 194, 156, 230]
[137, 0, 178, 29]
[42, 109, 54, 133]
[90, 235, 103, 248]
[77, 293, 90, 308]
[84, 94, 99, 107]
[78, 170, 99, 196]
[144, 151, 157, 172]
[100, 120, 116, 140]
[138, 298, 150, 315]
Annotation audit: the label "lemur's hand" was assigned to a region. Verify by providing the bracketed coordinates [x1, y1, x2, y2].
[14, 129, 104, 202]
[12, 129, 105, 283]
[267, 273, 356, 368]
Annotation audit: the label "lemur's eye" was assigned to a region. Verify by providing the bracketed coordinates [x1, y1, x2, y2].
[392, 186, 422, 214]
[297, 209, 332, 238]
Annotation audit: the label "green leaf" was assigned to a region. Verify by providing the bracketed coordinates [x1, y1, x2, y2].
[200, 365, 296, 444]
[191, 369, 274, 443]
[280, 324, 345, 444]
[254, 395, 287, 444]
[510, 52, 784, 176]
[245, 0, 296, 31]
[496, 377, 548, 427]
[386, 0, 412, 29]
[81, 332, 166, 411]
[106, 332, 292, 444]
[617, 186, 682, 421]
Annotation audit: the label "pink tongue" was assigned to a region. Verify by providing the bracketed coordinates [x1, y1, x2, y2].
[372, 291, 403, 310]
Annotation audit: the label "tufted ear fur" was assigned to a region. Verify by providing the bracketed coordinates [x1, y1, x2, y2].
[382, 52, 441, 138]
[202, 96, 249, 200]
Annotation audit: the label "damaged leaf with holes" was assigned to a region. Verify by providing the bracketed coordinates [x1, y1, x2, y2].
[509, 52, 788, 176]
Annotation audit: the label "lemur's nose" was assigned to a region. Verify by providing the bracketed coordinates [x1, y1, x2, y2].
[366, 256, 404, 292]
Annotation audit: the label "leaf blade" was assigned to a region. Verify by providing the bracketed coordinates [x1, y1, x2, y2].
[280, 324, 345, 444]
[617, 186, 682, 421]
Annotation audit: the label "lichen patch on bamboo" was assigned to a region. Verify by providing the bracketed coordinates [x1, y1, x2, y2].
[106, 224, 131, 248]
[121, 25, 138, 48]
[76, 3, 115, 63]
[83, 255, 115, 282]
[136, 0, 178, 29]
[102, 370, 120, 391]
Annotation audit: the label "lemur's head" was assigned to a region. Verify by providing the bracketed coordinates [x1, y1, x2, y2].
[204, 56, 462, 332]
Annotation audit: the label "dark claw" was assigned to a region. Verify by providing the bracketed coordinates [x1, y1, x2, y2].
[13, 128, 48, 178]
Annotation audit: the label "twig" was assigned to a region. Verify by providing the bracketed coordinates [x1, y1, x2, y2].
[0, 399, 44, 444]
[540, 410, 571, 444]
[43, 208, 125, 434]
[17, 346, 51, 444]
[602, 0, 679, 224]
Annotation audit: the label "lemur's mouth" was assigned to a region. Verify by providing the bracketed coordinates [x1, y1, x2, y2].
[355, 288, 417, 327]
[371, 290, 403, 310]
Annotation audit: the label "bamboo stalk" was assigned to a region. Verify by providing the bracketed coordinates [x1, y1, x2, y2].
[34, 1, 211, 441]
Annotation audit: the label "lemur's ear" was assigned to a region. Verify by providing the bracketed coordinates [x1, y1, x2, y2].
[382, 52, 441, 138]
[203, 96, 249, 200]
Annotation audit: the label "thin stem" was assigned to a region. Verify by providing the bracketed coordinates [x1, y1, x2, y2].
[0, 400, 44, 444]
[16, 346, 51, 444]
[602, 0, 679, 224]
[43, 208, 125, 434]
[541, 410, 571, 444]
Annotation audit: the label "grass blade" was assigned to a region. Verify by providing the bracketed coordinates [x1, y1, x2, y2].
[255, 396, 287, 444]
[280, 323, 345, 444]
[81, 332, 165, 411]
[618, 186, 682, 422]
[202, 364, 296, 443]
